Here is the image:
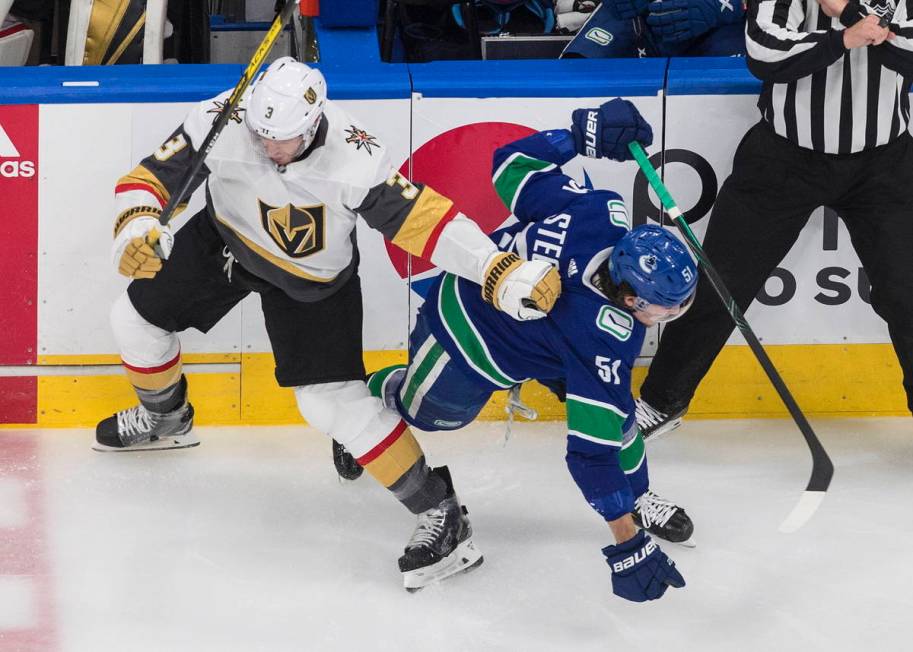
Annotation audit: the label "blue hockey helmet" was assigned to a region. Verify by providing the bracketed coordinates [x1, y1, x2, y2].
[609, 225, 697, 307]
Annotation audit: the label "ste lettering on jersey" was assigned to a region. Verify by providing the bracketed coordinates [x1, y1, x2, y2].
[0, 104, 38, 423]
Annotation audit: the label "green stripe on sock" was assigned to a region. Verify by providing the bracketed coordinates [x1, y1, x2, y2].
[402, 344, 445, 411]
[367, 365, 405, 399]
[620, 432, 645, 473]
[438, 274, 516, 388]
[567, 397, 625, 444]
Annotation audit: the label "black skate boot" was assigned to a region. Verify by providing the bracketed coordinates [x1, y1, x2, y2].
[633, 490, 695, 547]
[634, 397, 687, 442]
[93, 402, 197, 452]
[332, 439, 363, 481]
[398, 466, 483, 592]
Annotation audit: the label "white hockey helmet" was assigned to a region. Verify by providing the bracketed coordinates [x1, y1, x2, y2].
[246, 57, 327, 148]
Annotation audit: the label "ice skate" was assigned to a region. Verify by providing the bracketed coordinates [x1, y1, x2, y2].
[633, 489, 695, 547]
[332, 439, 363, 481]
[93, 402, 197, 452]
[399, 467, 483, 592]
[634, 397, 687, 442]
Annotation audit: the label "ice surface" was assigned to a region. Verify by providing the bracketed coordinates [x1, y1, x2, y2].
[0, 417, 911, 651]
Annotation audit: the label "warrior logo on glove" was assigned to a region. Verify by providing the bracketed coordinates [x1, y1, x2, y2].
[482, 252, 562, 319]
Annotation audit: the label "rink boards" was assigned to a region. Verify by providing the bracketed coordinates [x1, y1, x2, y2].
[0, 58, 906, 426]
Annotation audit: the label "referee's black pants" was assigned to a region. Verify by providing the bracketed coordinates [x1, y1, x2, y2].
[641, 120, 913, 415]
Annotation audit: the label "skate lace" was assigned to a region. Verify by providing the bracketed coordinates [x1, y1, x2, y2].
[634, 398, 668, 428]
[635, 490, 678, 528]
[407, 508, 447, 549]
[115, 405, 156, 438]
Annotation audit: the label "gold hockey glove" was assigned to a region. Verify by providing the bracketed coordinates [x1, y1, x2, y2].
[482, 252, 562, 320]
[112, 212, 174, 280]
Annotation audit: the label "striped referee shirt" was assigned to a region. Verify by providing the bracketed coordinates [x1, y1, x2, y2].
[747, 0, 913, 153]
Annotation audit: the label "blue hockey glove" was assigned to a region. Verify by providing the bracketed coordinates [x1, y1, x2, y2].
[602, 530, 685, 602]
[571, 99, 653, 161]
[610, 0, 650, 19]
[647, 0, 743, 44]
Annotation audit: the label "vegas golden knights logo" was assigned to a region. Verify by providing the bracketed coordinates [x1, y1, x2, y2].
[304, 87, 317, 104]
[259, 201, 326, 258]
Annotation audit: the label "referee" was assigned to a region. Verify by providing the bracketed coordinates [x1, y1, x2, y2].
[635, 0, 913, 438]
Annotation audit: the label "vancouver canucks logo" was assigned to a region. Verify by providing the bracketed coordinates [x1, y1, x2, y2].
[344, 125, 379, 155]
[639, 254, 658, 274]
[206, 100, 245, 125]
[259, 200, 326, 258]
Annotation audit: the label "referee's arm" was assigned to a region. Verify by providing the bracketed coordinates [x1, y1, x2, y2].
[746, 0, 847, 82]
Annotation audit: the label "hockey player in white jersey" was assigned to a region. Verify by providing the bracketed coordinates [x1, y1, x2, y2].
[95, 57, 561, 590]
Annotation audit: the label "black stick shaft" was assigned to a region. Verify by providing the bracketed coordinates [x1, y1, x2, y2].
[629, 142, 833, 494]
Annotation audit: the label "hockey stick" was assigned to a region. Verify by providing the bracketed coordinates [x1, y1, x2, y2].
[153, 0, 301, 242]
[628, 141, 834, 533]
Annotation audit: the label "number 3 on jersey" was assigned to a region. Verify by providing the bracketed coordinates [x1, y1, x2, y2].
[154, 134, 188, 161]
[386, 170, 419, 200]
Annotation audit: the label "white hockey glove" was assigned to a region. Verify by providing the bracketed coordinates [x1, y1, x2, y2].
[112, 213, 174, 279]
[482, 252, 561, 321]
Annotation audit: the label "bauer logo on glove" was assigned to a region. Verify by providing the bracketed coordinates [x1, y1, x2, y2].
[602, 530, 685, 602]
[610, 535, 658, 571]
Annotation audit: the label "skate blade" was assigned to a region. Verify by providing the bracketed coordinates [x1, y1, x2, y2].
[648, 529, 696, 549]
[403, 538, 484, 593]
[92, 433, 200, 452]
[643, 418, 683, 444]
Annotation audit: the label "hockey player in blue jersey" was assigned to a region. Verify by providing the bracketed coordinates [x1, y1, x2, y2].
[336, 100, 695, 601]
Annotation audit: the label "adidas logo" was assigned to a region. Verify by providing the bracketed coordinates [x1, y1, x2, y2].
[0, 121, 35, 178]
[568, 259, 578, 277]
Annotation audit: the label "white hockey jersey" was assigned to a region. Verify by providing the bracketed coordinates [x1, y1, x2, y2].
[113, 89, 474, 301]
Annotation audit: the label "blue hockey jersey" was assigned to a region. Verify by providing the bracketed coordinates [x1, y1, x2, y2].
[420, 130, 649, 521]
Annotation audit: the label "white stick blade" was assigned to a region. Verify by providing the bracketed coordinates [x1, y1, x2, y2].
[778, 490, 826, 533]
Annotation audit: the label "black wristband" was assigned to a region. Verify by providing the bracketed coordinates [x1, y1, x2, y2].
[839, 1, 865, 27]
